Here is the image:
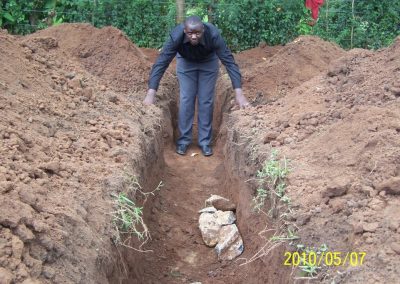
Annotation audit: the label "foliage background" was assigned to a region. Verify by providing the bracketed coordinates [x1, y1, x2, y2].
[1, 0, 399, 51]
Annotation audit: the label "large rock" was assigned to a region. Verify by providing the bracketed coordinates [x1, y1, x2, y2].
[215, 224, 244, 261]
[215, 211, 236, 226]
[205, 195, 236, 211]
[220, 238, 244, 261]
[199, 213, 221, 247]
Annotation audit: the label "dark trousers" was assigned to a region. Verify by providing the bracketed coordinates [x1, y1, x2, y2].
[176, 56, 219, 146]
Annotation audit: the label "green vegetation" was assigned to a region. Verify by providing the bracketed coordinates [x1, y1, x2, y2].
[111, 174, 162, 252]
[111, 192, 149, 246]
[1, 0, 399, 51]
[253, 150, 291, 218]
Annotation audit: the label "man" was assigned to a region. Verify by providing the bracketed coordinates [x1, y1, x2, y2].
[143, 15, 250, 156]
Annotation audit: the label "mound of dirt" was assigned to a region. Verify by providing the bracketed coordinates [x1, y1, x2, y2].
[226, 36, 400, 282]
[25, 23, 152, 92]
[0, 24, 175, 283]
[238, 36, 345, 104]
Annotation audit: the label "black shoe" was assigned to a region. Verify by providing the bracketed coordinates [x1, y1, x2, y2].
[200, 145, 213, 156]
[176, 144, 188, 155]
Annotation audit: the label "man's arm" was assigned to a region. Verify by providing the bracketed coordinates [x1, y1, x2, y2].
[213, 31, 250, 109]
[144, 34, 178, 105]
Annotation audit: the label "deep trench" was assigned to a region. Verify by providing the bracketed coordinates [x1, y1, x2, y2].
[109, 82, 291, 284]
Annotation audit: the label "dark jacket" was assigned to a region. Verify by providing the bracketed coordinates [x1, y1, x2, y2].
[148, 22, 241, 90]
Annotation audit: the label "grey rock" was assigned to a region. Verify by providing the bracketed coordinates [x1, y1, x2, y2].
[199, 213, 220, 247]
[215, 224, 244, 261]
[198, 207, 217, 214]
[215, 211, 236, 226]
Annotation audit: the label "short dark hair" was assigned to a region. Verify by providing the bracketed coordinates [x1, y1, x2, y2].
[184, 15, 203, 26]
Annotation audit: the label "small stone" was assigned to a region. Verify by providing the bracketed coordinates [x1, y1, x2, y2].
[296, 213, 311, 226]
[389, 220, 399, 231]
[198, 207, 217, 214]
[390, 242, 400, 254]
[42, 266, 55, 279]
[68, 78, 81, 89]
[283, 137, 294, 144]
[263, 131, 280, 144]
[39, 161, 60, 175]
[361, 185, 376, 197]
[65, 72, 76, 79]
[322, 176, 352, 198]
[14, 224, 35, 242]
[100, 85, 106, 91]
[353, 223, 364, 234]
[270, 141, 281, 147]
[0, 267, 13, 284]
[363, 222, 379, 232]
[365, 237, 374, 244]
[11, 235, 24, 259]
[375, 177, 400, 195]
[82, 88, 93, 100]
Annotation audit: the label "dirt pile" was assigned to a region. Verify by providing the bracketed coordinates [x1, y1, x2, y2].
[226, 36, 400, 282]
[237, 36, 345, 104]
[25, 23, 152, 92]
[0, 24, 174, 283]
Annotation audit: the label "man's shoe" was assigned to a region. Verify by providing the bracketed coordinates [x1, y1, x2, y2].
[176, 144, 188, 155]
[200, 145, 213, 156]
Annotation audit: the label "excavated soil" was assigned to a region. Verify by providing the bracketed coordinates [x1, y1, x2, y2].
[1, 23, 399, 284]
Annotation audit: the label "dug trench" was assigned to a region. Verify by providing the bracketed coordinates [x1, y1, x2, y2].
[108, 72, 291, 283]
[2, 24, 400, 284]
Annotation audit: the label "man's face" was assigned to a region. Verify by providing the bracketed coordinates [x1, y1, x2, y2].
[184, 23, 204, 46]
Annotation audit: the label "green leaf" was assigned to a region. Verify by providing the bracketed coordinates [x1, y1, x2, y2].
[3, 12, 15, 23]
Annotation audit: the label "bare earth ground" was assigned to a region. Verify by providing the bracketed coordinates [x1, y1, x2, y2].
[0, 23, 399, 284]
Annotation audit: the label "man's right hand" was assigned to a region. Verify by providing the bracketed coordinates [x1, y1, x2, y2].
[143, 89, 156, 105]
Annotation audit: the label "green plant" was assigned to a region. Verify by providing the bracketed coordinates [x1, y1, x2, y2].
[270, 227, 299, 241]
[110, 174, 163, 252]
[111, 192, 151, 252]
[253, 188, 267, 213]
[253, 150, 291, 218]
[297, 243, 329, 278]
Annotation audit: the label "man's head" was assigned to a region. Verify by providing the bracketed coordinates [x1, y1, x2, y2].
[184, 15, 204, 46]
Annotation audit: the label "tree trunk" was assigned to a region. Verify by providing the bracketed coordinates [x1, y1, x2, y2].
[350, 0, 355, 48]
[176, 0, 185, 23]
[207, 0, 216, 23]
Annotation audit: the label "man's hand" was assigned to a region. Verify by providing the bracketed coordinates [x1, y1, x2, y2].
[143, 89, 156, 105]
[234, 88, 251, 109]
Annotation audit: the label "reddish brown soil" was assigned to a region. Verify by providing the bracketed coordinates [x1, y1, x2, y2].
[1, 22, 399, 284]
[227, 38, 400, 283]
